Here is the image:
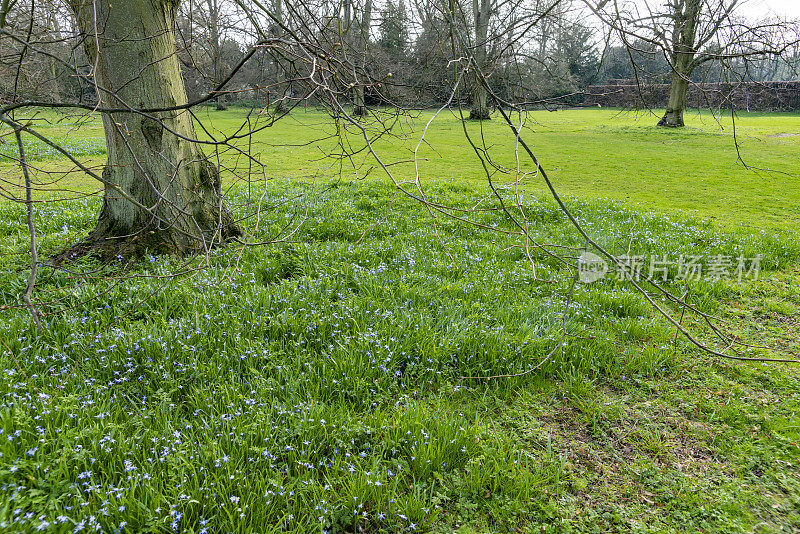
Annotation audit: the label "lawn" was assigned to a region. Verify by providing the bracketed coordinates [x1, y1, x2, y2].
[0, 107, 799, 533]
[3, 106, 798, 232]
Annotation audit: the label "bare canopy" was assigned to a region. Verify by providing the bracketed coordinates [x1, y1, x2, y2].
[587, 0, 799, 127]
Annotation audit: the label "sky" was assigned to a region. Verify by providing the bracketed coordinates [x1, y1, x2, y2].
[739, 0, 800, 19]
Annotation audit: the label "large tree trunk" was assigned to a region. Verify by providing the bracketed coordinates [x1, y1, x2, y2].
[469, 0, 490, 120]
[69, 0, 240, 255]
[658, 70, 689, 127]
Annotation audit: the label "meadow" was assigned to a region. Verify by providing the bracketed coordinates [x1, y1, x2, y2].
[0, 107, 799, 533]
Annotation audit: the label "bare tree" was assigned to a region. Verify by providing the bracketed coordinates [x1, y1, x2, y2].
[351, 0, 374, 116]
[270, 0, 291, 113]
[588, 0, 800, 127]
[206, 0, 223, 107]
[469, 0, 492, 118]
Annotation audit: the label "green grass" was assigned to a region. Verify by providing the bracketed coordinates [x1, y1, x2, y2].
[0, 108, 799, 533]
[3, 106, 798, 233]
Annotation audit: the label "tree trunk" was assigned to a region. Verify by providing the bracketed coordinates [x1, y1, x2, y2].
[206, 0, 225, 109]
[469, 83, 489, 120]
[658, 0, 700, 128]
[69, 0, 240, 255]
[272, 0, 290, 115]
[352, 0, 372, 117]
[658, 71, 689, 127]
[48, 59, 61, 102]
[469, 0, 490, 120]
[353, 86, 368, 117]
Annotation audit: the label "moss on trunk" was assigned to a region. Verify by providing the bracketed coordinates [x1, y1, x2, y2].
[68, 0, 240, 256]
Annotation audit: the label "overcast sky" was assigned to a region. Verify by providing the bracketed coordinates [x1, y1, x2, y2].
[740, 0, 800, 18]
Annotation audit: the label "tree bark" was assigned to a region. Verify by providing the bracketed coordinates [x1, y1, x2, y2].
[69, 0, 240, 255]
[658, 70, 689, 127]
[469, 0, 490, 120]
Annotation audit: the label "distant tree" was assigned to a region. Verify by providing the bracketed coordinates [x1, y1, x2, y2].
[409, 0, 454, 105]
[490, 2, 601, 105]
[203, 0, 227, 108]
[379, 0, 409, 59]
[554, 19, 601, 88]
[0, 0, 79, 102]
[350, 0, 374, 116]
[590, 0, 799, 127]
[468, 0, 492, 119]
[599, 40, 670, 83]
[176, 0, 244, 106]
[270, 0, 291, 114]
[451, 0, 550, 119]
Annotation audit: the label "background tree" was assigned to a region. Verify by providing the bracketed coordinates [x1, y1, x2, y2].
[379, 0, 409, 57]
[590, 0, 799, 127]
[408, 0, 456, 105]
[206, 0, 225, 108]
[599, 39, 670, 83]
[469, 0, 492, 119]
[352, 0, 374, 116]
[270, 0, 291, 113]
[554, 19, 600, 88]
[0, 0, 80, 102]
[488, 0, 601, 106]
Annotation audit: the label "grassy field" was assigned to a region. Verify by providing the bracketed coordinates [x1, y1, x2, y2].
[3, 106, 799, 231]
[0, 108, 799, 533]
